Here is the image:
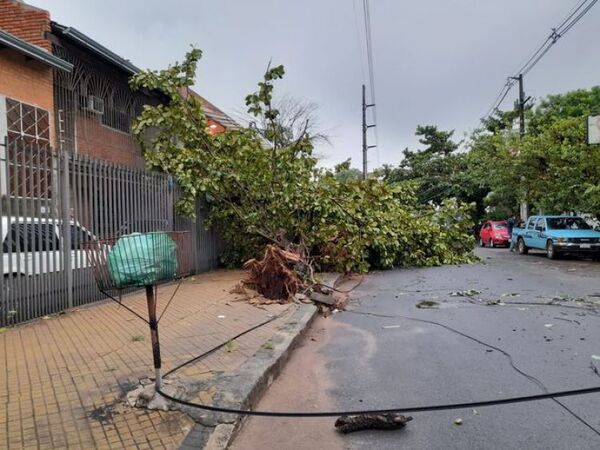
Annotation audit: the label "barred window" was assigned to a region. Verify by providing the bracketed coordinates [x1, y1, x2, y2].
[5, 98, 53, 198]
[6, 98, 50, 145]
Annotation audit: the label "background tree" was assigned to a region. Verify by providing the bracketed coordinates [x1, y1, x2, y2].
[244, 93, 330, 149]
[465, 86, 600, 219]
[381, 125, 488, 217]
[332, 158, 362, 183]
[528, 87, 600, 135]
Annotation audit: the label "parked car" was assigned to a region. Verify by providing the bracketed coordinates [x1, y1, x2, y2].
[479, 220, 511, 248]
[512, 215, 600, 259]
[1, 216, 94, 277]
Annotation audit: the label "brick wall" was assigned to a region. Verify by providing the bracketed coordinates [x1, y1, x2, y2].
[0, 0, 54, 145]
[0, 0, 51, 51]
[75, 114, 143, 167]
[0, 49, 55, 145]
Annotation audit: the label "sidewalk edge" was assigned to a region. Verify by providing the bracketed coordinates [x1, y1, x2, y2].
[179, 302, 318, 450]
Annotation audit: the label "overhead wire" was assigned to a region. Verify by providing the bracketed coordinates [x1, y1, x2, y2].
[361, 0, 380, 166]
[560, 0, 599, 35]
[352, 0, 367, 85]
[482, 0, 598, 122]
[555, 0, 590, 31]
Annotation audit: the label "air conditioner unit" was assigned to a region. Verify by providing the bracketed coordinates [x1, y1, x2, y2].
[86, 95, 105, 114]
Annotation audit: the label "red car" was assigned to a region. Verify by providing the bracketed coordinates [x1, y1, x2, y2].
[479, 220, 510, 248]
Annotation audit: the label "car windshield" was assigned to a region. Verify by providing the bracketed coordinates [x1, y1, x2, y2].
[546, 217, 591, 230]
[493, 223, 507, 230]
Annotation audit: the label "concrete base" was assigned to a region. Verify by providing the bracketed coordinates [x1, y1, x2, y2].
[126, 378, 199, 412]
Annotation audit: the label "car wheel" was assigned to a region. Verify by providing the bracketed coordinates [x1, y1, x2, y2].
[517, 238, 528, 255]
[546, 241, 557, 260]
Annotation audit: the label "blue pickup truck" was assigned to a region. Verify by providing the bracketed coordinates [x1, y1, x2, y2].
[512, 215, 600, 260]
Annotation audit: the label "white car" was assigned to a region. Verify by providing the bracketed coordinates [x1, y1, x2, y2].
[1, 216, 94, 276]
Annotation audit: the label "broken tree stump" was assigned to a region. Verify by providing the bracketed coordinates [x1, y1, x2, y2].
[242, 245, 304, 301]
[334, 413, 413, 434]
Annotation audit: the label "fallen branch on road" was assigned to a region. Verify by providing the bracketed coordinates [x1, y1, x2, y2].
[335, 413, 413, 433]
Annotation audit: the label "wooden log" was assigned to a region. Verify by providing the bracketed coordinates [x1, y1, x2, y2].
[309, 291, 336, 306]
[334, 413, 413, 434]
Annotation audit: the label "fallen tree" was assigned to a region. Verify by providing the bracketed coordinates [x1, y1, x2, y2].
[130, 49, 476, 300]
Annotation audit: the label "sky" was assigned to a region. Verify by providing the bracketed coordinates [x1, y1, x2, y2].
[28, 0, 600, 169]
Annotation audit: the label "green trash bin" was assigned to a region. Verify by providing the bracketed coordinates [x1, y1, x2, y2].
[107, 232, 178, 288]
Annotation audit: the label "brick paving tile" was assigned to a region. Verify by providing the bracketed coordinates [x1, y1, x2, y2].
[0, 270, 293, 449]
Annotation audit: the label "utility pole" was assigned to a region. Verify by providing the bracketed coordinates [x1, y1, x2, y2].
[512, 73, 531, 220]
[362, 84, 376, 179]
[511, 73, 530, 139]
[517, 74, 525, 139]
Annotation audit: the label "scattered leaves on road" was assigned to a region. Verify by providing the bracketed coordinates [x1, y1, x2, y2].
[416, 300, 440, 309]
[225, 340, 236, 352]
[486, 299, 506, 306]
[450, 289, 481, 297]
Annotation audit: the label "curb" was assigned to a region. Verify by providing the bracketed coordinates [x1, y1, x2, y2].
[179, 302, 318, 450]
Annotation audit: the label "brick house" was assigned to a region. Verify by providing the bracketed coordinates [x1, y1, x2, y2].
[0, 0, 236, 171]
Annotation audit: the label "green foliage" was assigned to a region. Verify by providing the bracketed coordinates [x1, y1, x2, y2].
[467, 86, 600, 218]
[466, 130, 520, 216]
[379, 125, 487, 218]
[528, 87, 600, 135]
[130, 49, 476, 272]
[519, 117, 600, 215]
[332, 158, 362, 183]
[309, 178, 476, 271]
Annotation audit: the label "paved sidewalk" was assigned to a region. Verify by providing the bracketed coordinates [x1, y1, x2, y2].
[0, 270, 295, 449]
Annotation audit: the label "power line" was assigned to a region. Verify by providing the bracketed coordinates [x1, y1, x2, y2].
[363, 0, 377, 110]
[555, 0, 589, 33]
[482, 0, 598, 123]
[361, 0, 379, 168]
[560, 0, 598, 35]
[508, 0, 581, 78]
[352, 0, 367, 85]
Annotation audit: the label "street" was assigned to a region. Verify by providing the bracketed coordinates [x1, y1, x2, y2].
[233, 248, 600, 450]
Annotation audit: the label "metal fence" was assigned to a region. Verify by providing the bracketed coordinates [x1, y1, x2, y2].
[0, 139, 223, 326]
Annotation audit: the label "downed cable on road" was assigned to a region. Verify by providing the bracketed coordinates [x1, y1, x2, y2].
[155, 308, 600, 418]
[157, 381, 600, 417]
[348, 308, 600, 436]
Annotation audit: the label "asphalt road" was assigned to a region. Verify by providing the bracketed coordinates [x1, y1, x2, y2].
[234, 247, 600, 450]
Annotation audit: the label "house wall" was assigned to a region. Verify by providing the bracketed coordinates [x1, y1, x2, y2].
[0, 0, 51, 51]
[207, 118, 226, 135]
[0, 1, 55, 146]
[0, 49, 55, 144]
[52, 39, 160, 168]
[75, 114, 143, 167]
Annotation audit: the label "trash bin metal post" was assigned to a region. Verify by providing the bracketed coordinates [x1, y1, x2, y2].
[145, 284, 162, 389]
